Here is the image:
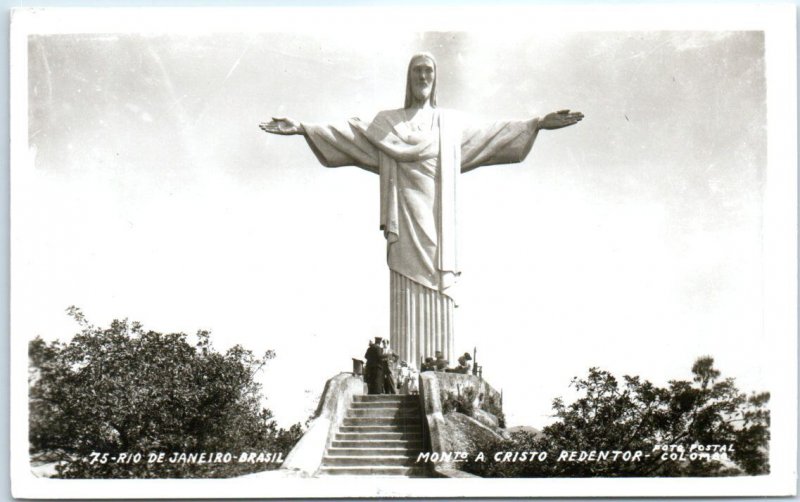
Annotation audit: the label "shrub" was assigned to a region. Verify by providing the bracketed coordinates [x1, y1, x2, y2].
[480, 393, 506, 428]
[441, 386, 478, 416]
[29, 307, 303, 478]
[462, 357, 769, 477]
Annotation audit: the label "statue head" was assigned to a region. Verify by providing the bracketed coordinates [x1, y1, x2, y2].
[404, 52, 437, 109]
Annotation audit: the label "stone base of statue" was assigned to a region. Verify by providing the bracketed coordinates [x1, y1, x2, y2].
[390, 271, 455, 368]
[279, 370, 504, 478]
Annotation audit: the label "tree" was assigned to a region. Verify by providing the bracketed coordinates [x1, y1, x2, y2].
[29, 307, 303, 478]
[463, 357, 769, 477]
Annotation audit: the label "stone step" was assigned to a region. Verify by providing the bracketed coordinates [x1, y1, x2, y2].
[338, 425, 422, 433]
[318, 466, 426, 477]
[342, 417, 422, 427]
[319, 391, 425, 476]
[347, 408, 420, 418]
[332, 439, 424, 449]
[335, 431, 423, 441]
[322, 455, 417, 467]
[351, 401, 419, 410]
[353, 395, 417, 403]
[327, 447, 423, 456]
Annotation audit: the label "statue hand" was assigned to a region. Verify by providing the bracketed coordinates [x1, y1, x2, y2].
[259, 117, 304, 135]
[539, 109, 584, 130]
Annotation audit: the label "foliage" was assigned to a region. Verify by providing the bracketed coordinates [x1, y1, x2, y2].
[441, 386, 478, 416]
[29, 307, 303, 478]
[441, 385, 506, 428]
[481, 393, 506, 428]
[462, 357, 770, 477]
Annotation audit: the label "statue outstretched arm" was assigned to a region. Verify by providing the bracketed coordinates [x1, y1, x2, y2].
[460, 109, 583, 173]
[259, 117, 380, 174]
[539, 109, 584, 130]
[259, 117, 304, 135]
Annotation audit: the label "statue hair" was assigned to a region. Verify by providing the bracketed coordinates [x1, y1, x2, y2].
[404, 53, 438, 109]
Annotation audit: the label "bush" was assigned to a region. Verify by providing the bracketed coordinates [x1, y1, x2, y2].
[462, 430, 541, 477]
[480, 393, 506, 428]
[29, 307, 303, 478]
[441, 386, 478, 416]
[462, 357, 770, 477]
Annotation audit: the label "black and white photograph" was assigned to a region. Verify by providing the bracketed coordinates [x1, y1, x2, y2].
[9, 5, 797, 498]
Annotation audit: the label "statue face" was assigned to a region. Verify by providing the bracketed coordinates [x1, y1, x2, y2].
[409, 58, 435, 103]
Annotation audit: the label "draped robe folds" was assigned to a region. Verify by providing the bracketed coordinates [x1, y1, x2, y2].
[303, 108, 539, 368]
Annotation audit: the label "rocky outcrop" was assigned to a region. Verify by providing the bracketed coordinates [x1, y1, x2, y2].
[432, 372, 502, 410]
[419, 372, 506, 477]
[443, 411, 503, 453]
[471, 408, 500, 429]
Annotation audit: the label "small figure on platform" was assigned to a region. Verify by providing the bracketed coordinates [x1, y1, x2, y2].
[363, 340, 373, 383]
[381, 339, 397, 395]
[455, 352, 473, 374]
[420, 357, 436, 372]
[398, 361, 420, 395]
[398, 361, 411, 394]
[407, 366, 420, 395]
[364, 337, 385, 395]
[434, 351, 449, 372]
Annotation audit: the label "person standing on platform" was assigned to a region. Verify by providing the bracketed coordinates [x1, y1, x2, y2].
[365, 337, 385, 394]
[382, 339, 398, 395]
[420, 357, 436, 372]
[434, 350, 449, 372]
[456, 352, 473, 374]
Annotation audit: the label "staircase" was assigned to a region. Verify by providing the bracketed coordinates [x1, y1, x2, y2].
[318, 394, 426, 477]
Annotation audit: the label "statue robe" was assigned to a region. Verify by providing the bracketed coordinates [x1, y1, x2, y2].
[303, 108, 539, 368]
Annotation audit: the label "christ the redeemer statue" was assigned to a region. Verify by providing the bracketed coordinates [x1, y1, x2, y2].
[260, 53, 583, 369]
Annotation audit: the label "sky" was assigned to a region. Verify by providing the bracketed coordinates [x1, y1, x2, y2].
[17, 29, 770, 428]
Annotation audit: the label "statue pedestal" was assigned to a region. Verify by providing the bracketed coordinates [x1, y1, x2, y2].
[390, 271, 455, 369]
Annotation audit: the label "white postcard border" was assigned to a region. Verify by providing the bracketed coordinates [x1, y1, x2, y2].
[9, 4, 797, 498]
